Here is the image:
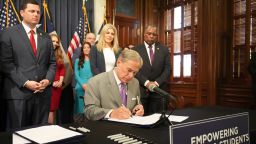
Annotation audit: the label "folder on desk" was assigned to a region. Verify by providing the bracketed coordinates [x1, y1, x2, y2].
[13, 125, 84, 144]
[106, 113, 189, 127]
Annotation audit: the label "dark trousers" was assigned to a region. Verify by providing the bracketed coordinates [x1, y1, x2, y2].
[141, 88, 168, 115]
[0, 98, 6, 132]
[58, 84, 74, 124]
[0, 74, 5, 132]
[6, 93, 50, 131]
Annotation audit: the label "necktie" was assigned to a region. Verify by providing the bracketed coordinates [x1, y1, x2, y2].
[120, 83, 127, 106]
[30, 30, 36, 56]
[149, 45, 154, 64]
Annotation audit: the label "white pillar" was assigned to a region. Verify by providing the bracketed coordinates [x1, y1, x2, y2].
[94, 0, 106, 34]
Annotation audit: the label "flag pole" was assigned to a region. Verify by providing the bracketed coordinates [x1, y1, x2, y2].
[43, 0, 47, 32]
[104, 6, 107, 24]
[82, 0, 91, 33]
[112, 8, 116, 26]
[5, 0, 9, 27]
[43, 0, 51, 18]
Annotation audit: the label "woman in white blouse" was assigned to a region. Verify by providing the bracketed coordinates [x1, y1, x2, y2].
[90, 24, 121, 75]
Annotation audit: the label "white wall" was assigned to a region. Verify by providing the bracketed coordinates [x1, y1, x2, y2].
[93, 0, 106, 34]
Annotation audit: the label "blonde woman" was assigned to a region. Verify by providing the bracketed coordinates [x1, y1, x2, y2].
[48, 33, 65, 124]
[90, 24, 121, 76]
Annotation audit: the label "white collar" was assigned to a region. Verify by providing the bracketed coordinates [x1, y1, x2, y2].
[113, 68, 124, 86]
[22, 21, 37, 34]
[144, 41, 155, 48]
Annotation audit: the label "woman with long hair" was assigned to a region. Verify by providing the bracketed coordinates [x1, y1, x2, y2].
[48, 33, 65, 124]
[74, 42, 93, 114]
[90, 24, 121, 76]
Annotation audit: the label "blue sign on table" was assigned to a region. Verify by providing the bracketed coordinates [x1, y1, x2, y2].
[170, 112, 249, 144]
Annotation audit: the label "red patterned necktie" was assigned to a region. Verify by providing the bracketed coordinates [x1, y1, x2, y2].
[120, 83, 127, 106]
[149, 45, 154, 64]
[30, 30, 36, 56]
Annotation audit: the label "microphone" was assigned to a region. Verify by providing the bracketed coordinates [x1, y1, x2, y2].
[148, 84, 176, 101]
[148, 84, 177, 128]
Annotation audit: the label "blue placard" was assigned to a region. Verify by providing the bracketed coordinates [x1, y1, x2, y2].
[170, 112, 250, 144]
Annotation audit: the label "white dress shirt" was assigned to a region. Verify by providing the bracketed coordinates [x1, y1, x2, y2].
[103, 47, 116, 72]
[22, 21, 38, 49]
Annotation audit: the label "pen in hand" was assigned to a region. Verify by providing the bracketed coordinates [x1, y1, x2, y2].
[133, 96, 144, 116]
[131, 96, 140, 115]
[121, 104, 133, 118]
[132, 109, 138, 116]
[136, 96, 141, 105]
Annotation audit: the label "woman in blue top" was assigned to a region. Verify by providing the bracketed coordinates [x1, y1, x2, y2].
[74, 42, 93, 114]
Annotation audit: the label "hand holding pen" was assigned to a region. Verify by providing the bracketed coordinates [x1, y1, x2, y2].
[132, 105, 144, 116]
[110, 104, 132, 119]
[132, 96, 144, 116]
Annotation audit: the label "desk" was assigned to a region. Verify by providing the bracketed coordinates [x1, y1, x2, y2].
[0, 106, 255, 143]
[72, 120, 168, 143]
[72, 106, 255, 144]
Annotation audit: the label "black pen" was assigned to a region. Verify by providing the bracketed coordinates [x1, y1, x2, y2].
[132, 108, 139, 116]
[132, 96, 141, 116]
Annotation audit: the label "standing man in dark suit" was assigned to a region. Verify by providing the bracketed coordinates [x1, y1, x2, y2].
[0, 0, 56, 130]
[134, 25, 171, 114]
[0, 65, 6, 132]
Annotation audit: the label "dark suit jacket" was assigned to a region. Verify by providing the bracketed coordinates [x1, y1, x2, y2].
[90, 46, 121, 76]
[0, 69, 2, 99]
[0, 24, 56, 99]
[72, 47, 81, 65]
[71, 47, 82, 87]
[134, 42, 171, 91]
[84, 70, 141, 120]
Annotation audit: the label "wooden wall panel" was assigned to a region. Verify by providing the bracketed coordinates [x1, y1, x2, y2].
[170, 83, 197, 107]
[106, 0, 143, 47]
[115, 16, 138, 47]
[216, 1, 256, 109]
[106, 0, 256, 109]
[218, 85, 255, 108]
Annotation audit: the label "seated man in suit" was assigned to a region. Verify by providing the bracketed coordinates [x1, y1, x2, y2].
[84, 50, 144, 120]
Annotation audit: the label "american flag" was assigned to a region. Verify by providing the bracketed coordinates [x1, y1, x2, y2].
[67, 11, 89, 61]
[0, 0, 20, 30]
[38, 6, 54, 33]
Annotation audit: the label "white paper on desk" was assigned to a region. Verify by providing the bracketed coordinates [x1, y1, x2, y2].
[107, 113, 189, 125]
[15, 125, 82, 144]
[107, 113, 161, 125]
[13, 133, 31, 144]
[167, 115, 189, 122]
